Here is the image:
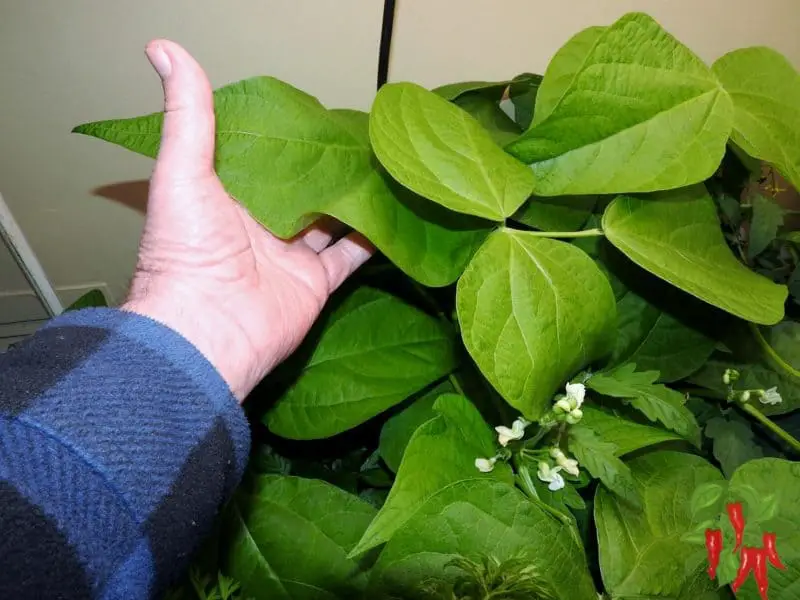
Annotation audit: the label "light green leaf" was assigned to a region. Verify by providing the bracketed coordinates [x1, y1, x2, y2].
[266, 287, 457, 439]
[457, 228, 616, 418]
[602, 185, 787, 325]
[610, 290, 716, 382]
[532, 26, 605, 126]
[713, 46, 800, 191]
[588, 364, 701, 445]
[433, 79, 510, 101]
[378, 381, 454, 473]
[581, 406, 683, 456]
[705, 416, 764, 478]
[223, 475, 376, 600]
[509, 72, 543, 130]
[726, 459, 800, 599]
[369, 82, 535, 220]
[453, 93, 522, 147]
[508, 13, 733, 196]
[595, 452, 725, 600]
[748, 194, 785, 259]
[511, 195, 596, 232]
[569, 424, 639, 505]
[369, 480, 597, 600]
[74, 77, 491, 286]
[351, 394, 512, 556]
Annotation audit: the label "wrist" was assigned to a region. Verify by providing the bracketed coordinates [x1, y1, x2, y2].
[123, 283, 270, 401]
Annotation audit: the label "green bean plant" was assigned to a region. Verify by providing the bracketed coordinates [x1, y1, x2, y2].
[76, 12, 800, 600]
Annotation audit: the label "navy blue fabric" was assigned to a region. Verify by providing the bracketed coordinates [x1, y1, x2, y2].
[0, 308, 251, 599]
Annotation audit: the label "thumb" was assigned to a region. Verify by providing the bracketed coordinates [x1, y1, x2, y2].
[146, 40, 215, 183]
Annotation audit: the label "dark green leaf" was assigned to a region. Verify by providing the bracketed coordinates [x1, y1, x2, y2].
[511, 195, 596, 232]
[369, 480, 597, 600]
[609, 290, 716, 382]
[351, 394, 512, 556]
[457, 229, 616, 418]
[378, 381, 453, 472]
[595, 452, 725, 600]
[705, 416, 765, 477]
[748, 194, 785, 259]
[266, 287, 458, 439]
[223, 475, 376, 599]
[74, 78, 490, 286]
[508, 13, 733, 196]
[588, 364, 701, 445]
[602, 185, 787, 325]
[508, 72, 543, 130]
[453, 93, 522, 147]
[432, 79, 510, 101]
[569, 424, 639, 506]
[370, 82, 535, 220]
[65, 289, 108, 311]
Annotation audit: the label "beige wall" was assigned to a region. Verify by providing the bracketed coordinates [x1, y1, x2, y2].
[1, 0, 798, 304]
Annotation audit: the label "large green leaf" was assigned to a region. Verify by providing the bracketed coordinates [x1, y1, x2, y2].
[369, 82, 535, 220]
[725, 459, 800, 600]
[223, 475, 376, 599]
[350, 394, 511, 556]
[378, 381, 453, 473]
[748, 194, 784, 259]
[266, 287, 457, 439]
[457, 229, 616, 418]
[507, 13, 733, 196]
[602, 185, 787, 325]
[705, 416, 764, 478]
[595, 452, 725, 600]
[581, 406, 683, 456]
[74, 77, 491, 286]
[610, 289, 716, 382]
[713, 47, 800, 191]
[588, 364, 701, 445]
[532, 26, 605, 126]
[369, 480, 597, 600]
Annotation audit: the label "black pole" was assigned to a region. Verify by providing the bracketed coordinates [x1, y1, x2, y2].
[376, 0, 397, 90]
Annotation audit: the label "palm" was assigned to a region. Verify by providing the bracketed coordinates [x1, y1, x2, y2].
[127, 41, 372, 399]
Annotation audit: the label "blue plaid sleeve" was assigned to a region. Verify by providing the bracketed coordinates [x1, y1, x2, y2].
[0, 308, 251, 600]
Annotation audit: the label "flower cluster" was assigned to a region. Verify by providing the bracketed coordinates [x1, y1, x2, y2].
[553, 382, 585, 424]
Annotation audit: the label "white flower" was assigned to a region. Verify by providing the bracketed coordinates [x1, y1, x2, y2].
[495, 417, 529, 446]
[760, 387, 783, 406]
[554, 398, 573, 414]
[550, 447, 580, 476]
[537, 461, 565, 491]
[475, 457, 497, 473]
[565, 382, 586, 409]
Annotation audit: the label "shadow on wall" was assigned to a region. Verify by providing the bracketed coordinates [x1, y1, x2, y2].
[93, 180, 149, 214]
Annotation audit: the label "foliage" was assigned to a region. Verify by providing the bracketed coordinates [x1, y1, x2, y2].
[77, 11, 800, 600]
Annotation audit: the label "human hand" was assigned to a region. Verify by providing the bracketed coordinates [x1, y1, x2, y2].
[123, 40, 374, 401]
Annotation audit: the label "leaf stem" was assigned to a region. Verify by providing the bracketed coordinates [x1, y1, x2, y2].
[448, 373, 465, 396]
[748, 322, 800, 379]
[517, 227, 605, 239]
[740, 402, 800, 454]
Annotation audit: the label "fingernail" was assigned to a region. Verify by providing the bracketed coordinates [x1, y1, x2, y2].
[146, 42, 172, 78]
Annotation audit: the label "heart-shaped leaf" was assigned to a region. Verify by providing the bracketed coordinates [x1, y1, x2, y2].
[602, 185, 787, 325]
[507, 12, 733, 196]
[74, 77, 491, 286]
[369, 82, 535, 220]
[266, 287, 457, 439]
[457, 229, 616, 418]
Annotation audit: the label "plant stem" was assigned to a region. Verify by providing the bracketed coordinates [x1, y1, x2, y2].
[748, 322, 800, 379]
[448, 373, 465, 396]
[512, 227, 604, 239]
[741, 402, 800, 454]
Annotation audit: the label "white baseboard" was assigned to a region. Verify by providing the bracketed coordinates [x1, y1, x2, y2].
[0, 282, 113, 324]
